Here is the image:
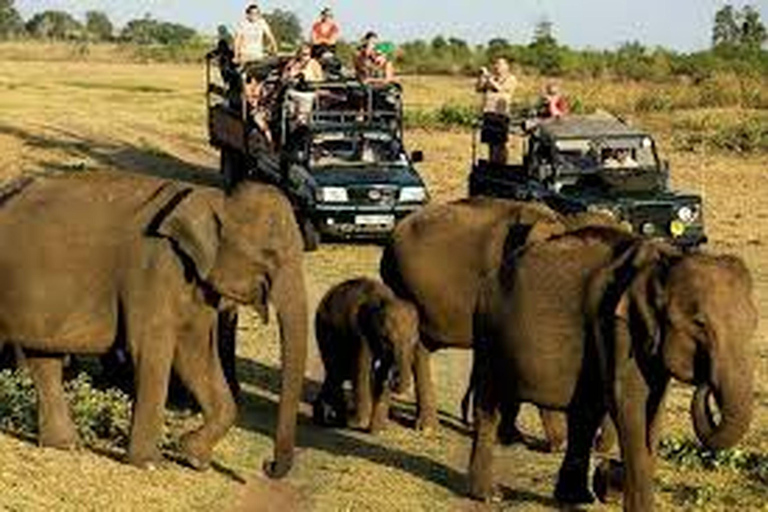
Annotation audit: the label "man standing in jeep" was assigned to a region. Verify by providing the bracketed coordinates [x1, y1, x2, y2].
[476, 57, 518, 165]
[311, 7, 341, 58]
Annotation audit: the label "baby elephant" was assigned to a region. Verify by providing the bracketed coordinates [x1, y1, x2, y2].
[313, 278, 419, 433]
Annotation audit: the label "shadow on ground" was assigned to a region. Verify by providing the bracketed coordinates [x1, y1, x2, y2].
[234, 358, 559, 508]
[0, 122, 221, 188]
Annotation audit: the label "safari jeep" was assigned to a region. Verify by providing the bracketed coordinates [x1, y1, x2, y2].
[205, 45, 428, 251]
[469, 113, 707, 248]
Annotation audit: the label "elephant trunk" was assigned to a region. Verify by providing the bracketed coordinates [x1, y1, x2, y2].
[691, 352, 753, 451]
[263, 258, 308, 478]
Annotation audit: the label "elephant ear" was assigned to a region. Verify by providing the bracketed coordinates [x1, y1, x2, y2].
[152, 189, 221, 280]
[613, 242, 678, 356]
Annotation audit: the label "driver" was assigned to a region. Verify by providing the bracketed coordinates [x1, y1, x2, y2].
[603, 148, 639, 168]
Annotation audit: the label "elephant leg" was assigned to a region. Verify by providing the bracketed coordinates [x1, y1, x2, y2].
[127, 331, 174, 468]
[26, 353, 78, 449]
[413, 343, 438, 431]
[594, 415, 618, 454]
[497, 399, 524, 446]
[468, 366, 501, 501]
[369, 387, 391, 434]
[614, 372, 668, 512]
[349, 344, 373, 431]
[539, 409, 567, 452]
[217, 308, 240, 399]
[174, 312, 237, 470]
[313, 376, 347, 427]
[554, 397, 604, 505]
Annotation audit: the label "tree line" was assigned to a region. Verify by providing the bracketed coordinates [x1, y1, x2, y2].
[0, 0, 765, 80]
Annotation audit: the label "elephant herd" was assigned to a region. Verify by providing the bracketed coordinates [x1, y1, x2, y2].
[0, 172, 757, 512]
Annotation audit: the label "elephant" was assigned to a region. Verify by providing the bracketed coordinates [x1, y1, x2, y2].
[313, 278, 419, 433]
[467, 226, 757, 511]
[380, 196, 615, 446]
[0, 172, 308, 477]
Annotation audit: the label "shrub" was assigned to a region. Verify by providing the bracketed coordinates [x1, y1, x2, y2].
[0, 369, 188, 450]
[635, 91, 674, 113]
[712, 118, 768, 153]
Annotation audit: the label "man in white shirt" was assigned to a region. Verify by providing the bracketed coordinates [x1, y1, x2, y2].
[234, 3, 278, 64]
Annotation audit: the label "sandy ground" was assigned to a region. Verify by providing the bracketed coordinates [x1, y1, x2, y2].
[0, 59, 766, 510]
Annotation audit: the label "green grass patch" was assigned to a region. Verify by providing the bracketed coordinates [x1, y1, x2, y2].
[660, 436, 768, 483]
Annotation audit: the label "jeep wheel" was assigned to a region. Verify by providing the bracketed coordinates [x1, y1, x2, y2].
[221, 148, 245, 192]
[300, 217, 320, 252]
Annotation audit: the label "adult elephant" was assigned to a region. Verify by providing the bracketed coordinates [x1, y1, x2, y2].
[380, 196, 614, 443]
[0, 172, 307, 477]
[468, 227, 757, 511]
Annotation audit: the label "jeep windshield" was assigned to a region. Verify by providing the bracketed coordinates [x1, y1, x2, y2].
[554, 136, 666, 194]
[310, 131, 408, 168]
[555, 136, 658, 172]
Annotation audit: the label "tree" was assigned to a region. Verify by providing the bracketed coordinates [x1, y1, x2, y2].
[264, 9, 301, 49]
[0, 0, 22, 40]
[120, 15, 197, 45]
[739, 5, 767, 51]
[528, 19, 562, 75]
[85, 11, 113, 42]
[25, 10, 83, 40]
[712, 5, 740, 48]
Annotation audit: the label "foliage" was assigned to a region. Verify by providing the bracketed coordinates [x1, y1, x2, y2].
[25, 10, 83, 40]
[660, 436, 768, 483]
[120, 15, 197, 46]
[713, 4, 767, 53]
[0, 369, 194, 451]
[0, 0, 22, 40]
[85, 11, 113, 42]
[404, 104, 479, 130]
[264, 9, 301, 50]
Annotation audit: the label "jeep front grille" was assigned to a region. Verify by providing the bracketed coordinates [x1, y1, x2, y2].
[347, 186, 398, 206]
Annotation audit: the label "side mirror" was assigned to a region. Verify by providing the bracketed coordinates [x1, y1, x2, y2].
[411, 150, 424, 163]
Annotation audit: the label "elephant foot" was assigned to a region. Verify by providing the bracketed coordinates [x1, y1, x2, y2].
[497, 423, 524, 446]
[38, 428, 79, 451]
[593, 458, 624, 504]
[468, 480, 503, 503]
[128, 452, 164, 470]
[312, 398, 347, 428]
[180, 432, 213, 471]
[415, 413, 438, 434]
[263, 454, 293, 480]
[368, 417, 388, 435]
[348, 414, 370, 432]
[554, 478, 595, 505]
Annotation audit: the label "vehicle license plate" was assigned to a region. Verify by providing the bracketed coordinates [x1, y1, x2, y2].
[355, 214, 395, 226]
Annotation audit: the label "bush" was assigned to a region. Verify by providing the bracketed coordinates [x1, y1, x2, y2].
[404, 104, 478, 130]
[0, 369, 188, 450]
[635, 91, 674, 112]
[712, 118, 768, 153]
[660, 435, 768, 483]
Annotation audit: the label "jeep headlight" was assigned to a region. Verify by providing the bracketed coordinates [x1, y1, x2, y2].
[399, 187, 426, 202]
[317, 187, 348, 203]
[677, 205, 699, 224]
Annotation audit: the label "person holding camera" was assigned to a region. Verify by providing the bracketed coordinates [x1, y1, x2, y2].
[476, 57, 518, 165]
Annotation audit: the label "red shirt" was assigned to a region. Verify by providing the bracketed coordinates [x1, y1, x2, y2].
[311, 20, 340, 45]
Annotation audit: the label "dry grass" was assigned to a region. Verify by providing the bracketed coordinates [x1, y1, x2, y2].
[0, 57, 767, 511]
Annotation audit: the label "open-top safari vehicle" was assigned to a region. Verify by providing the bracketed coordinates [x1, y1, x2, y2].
[469, 112, 707, 248]
[205, 44, 428, 251]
